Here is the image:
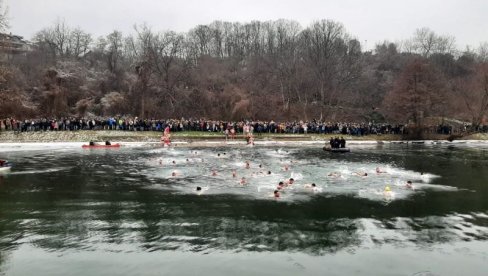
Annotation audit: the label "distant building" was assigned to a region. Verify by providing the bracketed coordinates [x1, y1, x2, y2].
[0, 32, 32, 61]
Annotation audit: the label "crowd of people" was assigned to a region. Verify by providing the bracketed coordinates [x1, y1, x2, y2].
[0, 117, 484, 136]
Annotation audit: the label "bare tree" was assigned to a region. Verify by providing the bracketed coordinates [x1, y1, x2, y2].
[300, 20, 362, 110]
[33, 19, 91, 59]
[0, 0, 8, 31]
[106, 30, 124, 72]
[453, 63, 488, 129]
[68, 27, 92, 58]
[149, 31, 188, 113]
[383, 59, 447, 128]
[409, 27, 456, 57]
[476, 42, 488, 62]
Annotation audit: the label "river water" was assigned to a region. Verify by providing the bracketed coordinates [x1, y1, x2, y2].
[0, 142, 487, 275]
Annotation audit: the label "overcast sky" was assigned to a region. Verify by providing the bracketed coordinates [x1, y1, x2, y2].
[6, 0, 488, 50]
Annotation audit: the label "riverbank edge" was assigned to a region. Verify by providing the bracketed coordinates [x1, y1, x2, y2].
[0, 130, 487, 143]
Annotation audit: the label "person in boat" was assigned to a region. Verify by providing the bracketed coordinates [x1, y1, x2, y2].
[329, 138, 334, 148]
[340, 137, 346, 148]
[332, 137, 339, 149]
[89, 141, 96, 146]
[105, 141, 111, 146]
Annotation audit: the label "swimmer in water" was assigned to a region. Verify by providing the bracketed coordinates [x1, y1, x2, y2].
[240, 177, 247, 185]
[211, 170, 218, 176]
[283, 164, 289, 171]
[172, 160, 176, 165]
[232, 170, 237, 178]
[376, 167, 387, 174]
[406, 180, 413, 189]
[285, 178, 294, 186]
[171, 171, 178, 177]
[274, 190, 280, 198]
[328, 172, 341, 178]
[355, 172, 368, 177]
[245, 161, 250, 169]
[196, 186, 202, 191]
[267, 171, 272, 175]
[384, 185, 393, 197]
[277, 181, 285, 190]
[304, 183, 317, 189]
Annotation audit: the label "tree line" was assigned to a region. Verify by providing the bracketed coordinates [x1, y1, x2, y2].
[1, 17, 488, 130]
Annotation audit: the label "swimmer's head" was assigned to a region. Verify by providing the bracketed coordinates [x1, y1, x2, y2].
[384, 186, 391, 192]
[278, 181, 284, 186]
[407, 181, 412, 184]
[311, 183, 316, 187]
[289, 178, 294, 183]
[259, 164, 262, 168]
[364, 173, 368, 176]
[267, 171, 271, 175]
[171, 171, 177, 177]
[217, 153, 221, 157]
[196, 186, 202, 191]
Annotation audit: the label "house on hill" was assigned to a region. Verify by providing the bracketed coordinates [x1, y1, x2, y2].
[0, 32, 32, 61]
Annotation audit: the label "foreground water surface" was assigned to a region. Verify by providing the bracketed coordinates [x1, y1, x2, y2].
[0, 142, 487, 275]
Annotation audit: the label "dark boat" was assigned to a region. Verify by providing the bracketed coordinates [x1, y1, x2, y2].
[323, 146, 350, 153]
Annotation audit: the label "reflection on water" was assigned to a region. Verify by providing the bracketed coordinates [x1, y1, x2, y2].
[1, 143, 488, 275]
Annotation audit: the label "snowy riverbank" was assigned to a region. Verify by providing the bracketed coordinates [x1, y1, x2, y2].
[0, 130, 487, 144]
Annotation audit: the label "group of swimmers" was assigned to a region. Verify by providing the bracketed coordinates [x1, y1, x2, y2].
[327, 166, 415, 194]
[158, 149, 416, 200]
